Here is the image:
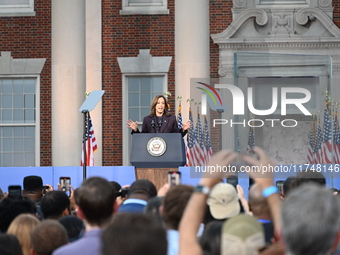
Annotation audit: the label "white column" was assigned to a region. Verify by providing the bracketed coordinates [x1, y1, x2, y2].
[52, 0, 86, 166]
[86, 0, 102, 166]
[175, 0, 210, 121]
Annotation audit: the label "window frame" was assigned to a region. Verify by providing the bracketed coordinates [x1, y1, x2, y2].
[120, 0, 169, 15]
[0, 75, 40, 167]
[0, 0, 35, 17]
[122, 73, 168, 166]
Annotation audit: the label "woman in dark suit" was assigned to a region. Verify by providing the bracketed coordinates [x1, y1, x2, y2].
[126, 95, 190, 136]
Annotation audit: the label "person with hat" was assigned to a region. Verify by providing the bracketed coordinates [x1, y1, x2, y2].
[204, 182, 242, 225]
[23, 175, 52, 220]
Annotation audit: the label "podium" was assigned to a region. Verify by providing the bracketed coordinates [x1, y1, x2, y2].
[130, 133, 186, 190]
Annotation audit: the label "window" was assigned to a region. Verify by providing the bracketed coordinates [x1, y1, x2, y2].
[0, 0, 35, 17]
[0, 78, 39, 166]
[125, 75, 166, 164]
[128, 76, 164, 123]
[120, 0, 169, 15]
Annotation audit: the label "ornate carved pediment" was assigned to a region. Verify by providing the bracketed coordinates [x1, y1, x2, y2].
[212, 0, 340, 43]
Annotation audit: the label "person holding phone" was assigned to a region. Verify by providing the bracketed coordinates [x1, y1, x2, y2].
[126, 95, 190, 136]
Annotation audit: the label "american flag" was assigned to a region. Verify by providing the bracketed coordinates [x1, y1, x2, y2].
[196, 113, 206, 166]
[333, 112, 340, 164]
[177, 104, 182, 130]
[247, 122, 255, 154]
[81, 113, 97, 166]
[323, 102, 333, 164]
[185, 108, 196, 166]
[314, 119, 323, 164]
[204, 116, 213, 164]
[307, 120, 315, 164]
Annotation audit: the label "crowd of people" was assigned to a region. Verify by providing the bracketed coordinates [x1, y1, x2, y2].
[0, 147, 339, 255]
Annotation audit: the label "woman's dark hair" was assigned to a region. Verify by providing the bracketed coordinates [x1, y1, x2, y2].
[59, 215, 85, 242]
[149, 95, 170, 117]
[0, 234, 23, 255]
[199, 221, 224, 255]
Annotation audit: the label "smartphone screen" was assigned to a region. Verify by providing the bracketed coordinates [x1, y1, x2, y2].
[227, 175, 238, 188]
[168, 171, 181, 187]
[276, 180, 285, 196]
[8, 185, 22, 199]
[60, 177, 71, 197]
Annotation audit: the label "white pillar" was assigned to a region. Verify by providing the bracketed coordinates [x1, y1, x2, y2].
[52, 0, 86, 166]
[86, 0, 102, 166]
[175, 0, 210, 121]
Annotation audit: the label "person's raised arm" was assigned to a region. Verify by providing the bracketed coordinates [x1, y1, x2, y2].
[242, 146, 282, 240]
[179, 150, 237, 255]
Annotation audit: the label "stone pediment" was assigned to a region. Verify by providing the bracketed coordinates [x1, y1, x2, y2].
[211, 3, 340, 43]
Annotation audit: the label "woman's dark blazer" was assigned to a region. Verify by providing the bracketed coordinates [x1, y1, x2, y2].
[132, 114, 187, 137]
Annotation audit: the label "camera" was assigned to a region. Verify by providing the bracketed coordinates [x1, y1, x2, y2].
[117, 187, 130, 198]
[43, 185, 50, 194]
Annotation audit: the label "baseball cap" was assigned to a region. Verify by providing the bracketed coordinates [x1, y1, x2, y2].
[207, 183, 240, 219]
[221, 214, 265, 255]
[23, 175, 43, 191]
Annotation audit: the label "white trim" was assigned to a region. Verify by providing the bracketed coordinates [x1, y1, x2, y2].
[0, 0, 35, 17]
[120, 0, 169, 15]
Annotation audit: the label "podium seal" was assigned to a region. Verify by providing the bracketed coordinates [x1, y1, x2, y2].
[147, 137, 167, 157]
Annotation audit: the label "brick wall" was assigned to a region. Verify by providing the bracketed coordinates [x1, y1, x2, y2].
[0, 0, 52, 166]
[102, 0, 176, 165]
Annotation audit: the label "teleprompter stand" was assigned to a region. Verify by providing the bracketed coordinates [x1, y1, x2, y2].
[79, 90, 104, 180]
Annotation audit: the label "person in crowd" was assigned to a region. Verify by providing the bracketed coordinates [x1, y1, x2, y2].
[102, 213, 167, 255]
[294, 169, 326, 188]
[204, 182, 243, 225]
[281, 184, 340, 255]
[7, 213, 40, 255]
[161, 185, 194, 255]
[22, 175, 52, 220]
[0, 197, 37, 233]
[118, 179, 157, 213]
[199, 221, 224, 255]
[282, 176, 296, 198]
[248, 183, 274, 245]
[58, 215, 85, 242]
[126, 95, 190, 135]
[0, 234, 23, 255]
[22, 176, 44, 203]
[31, 220, 68, 255]
[179, 147, 282, 255]
[52, 177, 116, 255]
[221, 213, 266, 255]
[40, 191, 70, 220]
[144, 196, 164, 225]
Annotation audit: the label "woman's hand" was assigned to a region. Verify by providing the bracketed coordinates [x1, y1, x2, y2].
[182, 121, 191, 131]
[126, 119, 138, 131]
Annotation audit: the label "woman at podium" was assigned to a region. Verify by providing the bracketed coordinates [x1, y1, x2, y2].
[127, 95, 190, 136]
